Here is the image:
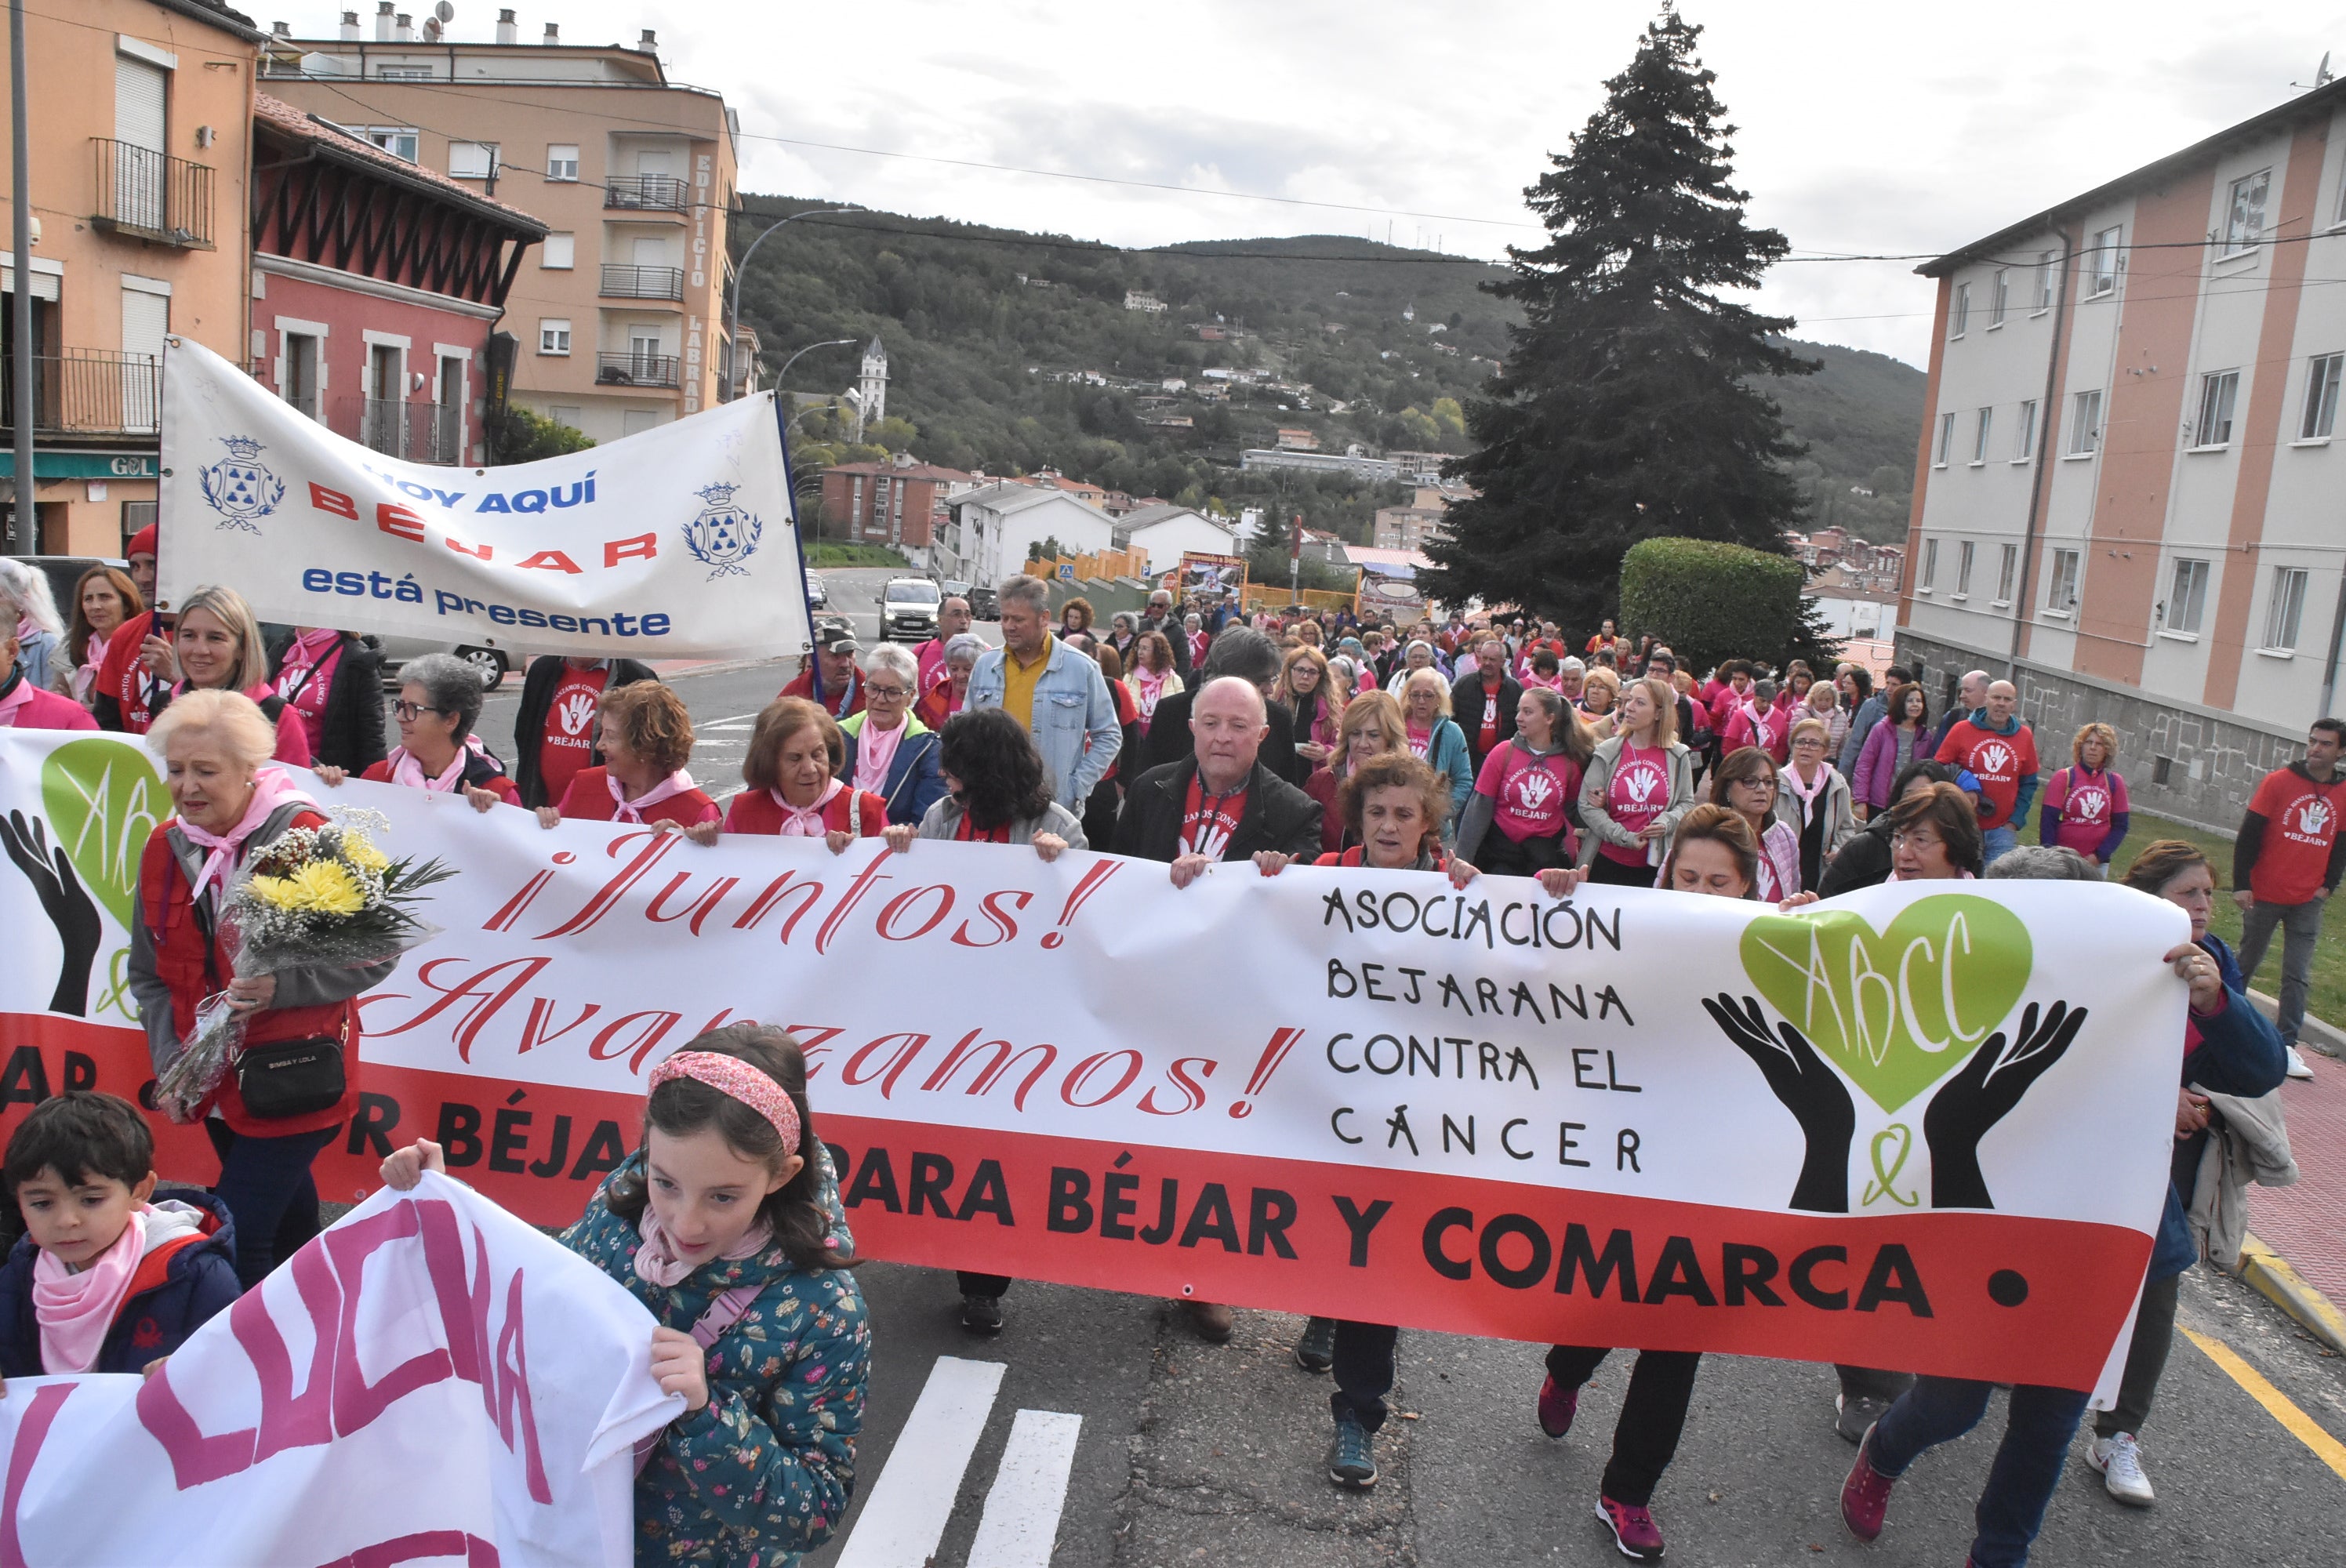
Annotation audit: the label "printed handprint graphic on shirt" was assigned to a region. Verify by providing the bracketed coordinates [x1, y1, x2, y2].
[2295, 797, 2333, 839]
[556, 690, 599, 737]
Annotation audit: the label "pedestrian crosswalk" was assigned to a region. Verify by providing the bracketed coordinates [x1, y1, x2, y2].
[831, 1356, 1082, 1568]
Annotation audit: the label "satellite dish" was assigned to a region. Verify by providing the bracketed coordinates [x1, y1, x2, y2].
[2320, 51, 2335, 86]
[421, 16, 440, 39]
[434, 1, 455, 20]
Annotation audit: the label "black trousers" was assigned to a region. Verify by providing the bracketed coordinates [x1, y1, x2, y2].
[1585, 853, 1657, 888]
[957, 1271, 1011, 1298]
[2096, 1269, 2182, 1437]
[1546, 1345, 1702, 1507]
[1329, 1319, 1401, 1433]
[1476, 829, 1568, 878]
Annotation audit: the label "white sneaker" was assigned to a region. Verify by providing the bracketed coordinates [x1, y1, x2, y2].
[2286, 1046, 2315, 1080]
[2087, 1432, 2155, 1507]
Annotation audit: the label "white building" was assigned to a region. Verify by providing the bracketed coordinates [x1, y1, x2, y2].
[942, 483, 1115, 587]
[1116, 505, 1237, 575]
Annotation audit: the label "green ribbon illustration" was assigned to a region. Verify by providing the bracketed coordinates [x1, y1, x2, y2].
[1863, 1123, 1919, 1208]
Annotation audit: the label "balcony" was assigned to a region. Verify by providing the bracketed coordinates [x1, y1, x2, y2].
[600, 263, 685, 302]
[604, 175, 688, 212]
[1, 350, 163, 435]
[336, 397, 463, 464]
[595, 352, 679, 390]
[89, 140, 214, 249]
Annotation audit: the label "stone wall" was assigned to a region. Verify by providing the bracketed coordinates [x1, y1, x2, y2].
[1893, 629, 2321, 838]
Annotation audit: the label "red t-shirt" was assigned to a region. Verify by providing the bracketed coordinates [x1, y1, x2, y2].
[1178, 772, 1249, 858]
[2247, 767, 2346, 904]
[1601, 742, 1671, 866]
[1476, 677, 1503, 757]
[536, 663, 610, 808]
[1935, 719, 2039, 831]
[1476, 745, 1581, 847]
[96, 612, 162, 733]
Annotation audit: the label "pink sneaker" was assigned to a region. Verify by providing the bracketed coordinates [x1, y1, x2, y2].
[1593, 1494, 1665, 1561]
[1538, 1374, 1578, 1438]
[1839, 1425, 1897, 1542]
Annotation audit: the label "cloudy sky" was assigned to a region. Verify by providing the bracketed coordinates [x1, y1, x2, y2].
[285, 1, 2346, 365]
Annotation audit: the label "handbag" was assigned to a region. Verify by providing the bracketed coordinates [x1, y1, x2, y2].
[235, 1024, 349, 1120]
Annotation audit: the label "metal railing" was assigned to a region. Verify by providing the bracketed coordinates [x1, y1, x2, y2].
[599, 263, 685, 301]
[89, 139, 214, 248]
[0, 350, 163, 434]
[595, 352, 679, 389]
[336, 397, 463, 464]
[604, 174, 688, 212]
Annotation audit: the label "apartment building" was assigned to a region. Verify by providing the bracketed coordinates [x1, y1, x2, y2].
[1373, 484, 1457, 550]
[2, 0, 263, 554]
[260, 6, 737, 446]
[1901, 76, 2346, 827]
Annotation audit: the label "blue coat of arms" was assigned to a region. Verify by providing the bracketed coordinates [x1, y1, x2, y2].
[197, 435, 287, 532]
[682, 481, 761, 579]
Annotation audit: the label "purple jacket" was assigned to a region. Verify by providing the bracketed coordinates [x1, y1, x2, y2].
[1852, 719, 1926, 811]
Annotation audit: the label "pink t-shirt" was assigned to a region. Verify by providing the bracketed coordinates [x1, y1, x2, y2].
[1476, 745, 1581, 847]
[272, 630, 344, 759]
[2045, 765, 2127, 855]
[1601, 743, 1671, 866]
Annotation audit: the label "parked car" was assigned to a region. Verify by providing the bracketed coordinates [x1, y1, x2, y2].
[376, 634, 511, 689]
[938, 577, 972, 603]
[877, 577, 942, 642]
[967, 583, 999, 621]
[805, 573, 830, 609]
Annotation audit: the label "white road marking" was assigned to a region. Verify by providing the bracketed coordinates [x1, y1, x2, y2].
[833, 1356, 1007, 1568]
[966, 1409, 1083, 1568]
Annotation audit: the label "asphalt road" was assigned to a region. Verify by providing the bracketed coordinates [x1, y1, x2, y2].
[459, 585, 2346, 1566]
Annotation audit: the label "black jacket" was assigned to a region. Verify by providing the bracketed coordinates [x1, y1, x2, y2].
[1116, 757, 1324, 864]
[1451, 669, 1523, 770]
[1135, 690, 1306, 786]
[270, 633, 387, 772]
[1134, 614, 1193, 682]
[1818, 815, 1894, 898]
[513, 655, 658, 808]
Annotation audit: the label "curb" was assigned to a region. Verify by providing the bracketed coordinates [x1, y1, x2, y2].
[2244, 989, 2346, 1059]
[2239, 1232, 2346, 1356]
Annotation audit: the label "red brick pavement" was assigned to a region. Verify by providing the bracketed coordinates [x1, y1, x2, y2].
[2250, 1058, 2346, 1309]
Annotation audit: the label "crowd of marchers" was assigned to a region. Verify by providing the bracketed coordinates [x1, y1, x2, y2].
[0, 540, 2330, 1568]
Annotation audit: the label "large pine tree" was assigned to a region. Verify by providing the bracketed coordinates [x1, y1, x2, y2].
[1425, 10, 1814, 629]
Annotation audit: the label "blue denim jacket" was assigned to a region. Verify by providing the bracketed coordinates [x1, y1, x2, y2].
[966, 637, 1123, 808]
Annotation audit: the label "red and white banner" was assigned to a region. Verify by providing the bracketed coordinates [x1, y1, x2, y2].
[0, 1171, 672, 1567]
[0, 731, 2188, 1392]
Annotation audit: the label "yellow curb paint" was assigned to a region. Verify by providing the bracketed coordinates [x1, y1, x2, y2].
[2183, 1327, 2346, 1483]
[2240, 1233, 2346, 1355]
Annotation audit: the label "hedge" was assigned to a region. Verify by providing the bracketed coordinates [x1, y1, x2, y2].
[1618, 536, 1831, 676]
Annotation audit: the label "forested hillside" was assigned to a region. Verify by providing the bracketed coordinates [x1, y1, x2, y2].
[732, 199, 1925, 543]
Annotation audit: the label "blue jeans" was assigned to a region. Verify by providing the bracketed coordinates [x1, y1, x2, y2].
[208, 1123, 338, 1289]
[1981, 825, 2020, 866]
[2236, 897, 2324, 1047]
[1868, 1376, 2088, 1568]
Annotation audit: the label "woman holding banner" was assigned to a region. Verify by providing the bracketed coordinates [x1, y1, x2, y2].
[723, 697, 888, 847]
[129, 689, 393, 1287]
[539, 684, 721, 841]
[313, 654, 518, 810]
[1302, 691, 1408, 855]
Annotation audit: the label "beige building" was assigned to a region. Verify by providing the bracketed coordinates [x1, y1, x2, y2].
[2, 0, 263, 554]
[261, 8, 738, 446]
[1373, 484, 1464, 551]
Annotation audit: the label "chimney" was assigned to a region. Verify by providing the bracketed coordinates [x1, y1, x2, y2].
[541, 21, 558, 44]
[340, 9, 360, 40]
[638, 28, 656, 51]
[374, 2, 392, 41]
[271, 20, 292, 38]
[394, 12, 414, 42]
[495, 8, 516, 43]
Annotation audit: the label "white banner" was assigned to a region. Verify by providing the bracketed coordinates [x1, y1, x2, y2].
[158, 339, 812, 659]
[0, 731, 2186, 1388]
[0, 1172, 673, 1568]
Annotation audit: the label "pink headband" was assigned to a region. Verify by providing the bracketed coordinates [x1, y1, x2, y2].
[648, 1051, 802, 1151]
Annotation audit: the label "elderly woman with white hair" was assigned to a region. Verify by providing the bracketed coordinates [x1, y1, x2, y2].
[1384, 638, 1438, 696]
[0, 558, 64, 695]
[129, 689, 395, 1287]
[841, 641, 946, 826]
[917, 631, 985, 731]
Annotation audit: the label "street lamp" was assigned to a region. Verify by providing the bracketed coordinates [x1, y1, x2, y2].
[773, 337, 856, 390]
[724, 205, 857, 399]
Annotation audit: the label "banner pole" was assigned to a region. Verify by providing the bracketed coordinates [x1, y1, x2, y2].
[775, 387, 822, 704]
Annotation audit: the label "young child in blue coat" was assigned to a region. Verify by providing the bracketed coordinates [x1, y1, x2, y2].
[383, 1024, 868, 1567]
[0, 1091, 241, 1381]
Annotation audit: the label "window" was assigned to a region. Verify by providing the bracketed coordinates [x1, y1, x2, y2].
[2014, 399, 2038, 460]
[1990, 268, 2008, 326]
[540, 232, 575, 270]
[2068, 389, 2103, 454]
[537, 319, 571, 355]
[2195, 369, 2239, 448]
[448, 141, 499, 180]
[1972, 407, 1994, 464]
[2035, 249, 2057, 311]
[281, 332, 319, 419]
[375, 64, 432, 80]
[1995, 543, 2018, 606]
[547, 405, 583, 430]
[1935, 411, 1956, 466]
[365, 126, 418, 162]
[1950, 281, 1970, 337]
[1919, 539, 1938, 593]
[2223, 169, 2272, 256]
[547, 143, 579, 181]
[2087, 226, 2123, 296]
[2264, 567, 2310, 652]
[1956, 540, 1976, 598]
[2166, 558, 2210, 636]
[2046, 549, 2080, 615]
[2302, 353, 2343, 440]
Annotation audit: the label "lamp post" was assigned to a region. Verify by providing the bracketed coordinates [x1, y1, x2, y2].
[724, 205, 856, 400]
[8, 0, 34, 555]
[773, 337, 856, 390]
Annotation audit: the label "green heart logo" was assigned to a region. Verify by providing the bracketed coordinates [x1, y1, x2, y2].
[40, 737, 167, 931]
[1738, 894, 2032, 1112]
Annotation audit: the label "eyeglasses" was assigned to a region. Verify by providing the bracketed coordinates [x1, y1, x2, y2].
[1890, 831, 1945, 852]
[866, 684, 910, 701]
[1792, 737, 1827, 750]
[391, 701, 446, 721]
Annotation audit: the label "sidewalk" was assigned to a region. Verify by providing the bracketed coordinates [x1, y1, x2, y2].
[2243, 995, 2346, 1352]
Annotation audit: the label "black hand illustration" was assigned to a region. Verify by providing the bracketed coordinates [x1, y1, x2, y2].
[1923, 1000, 2089, 1210]
[0, 810, 102, 1016]
[1704, 993, 1855, 1213]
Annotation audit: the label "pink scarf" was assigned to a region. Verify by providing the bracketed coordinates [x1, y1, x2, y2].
[1133, 668, 1170, 734]
[608, 768, 695, 824]
[772, 778, 845, 837]
[1781, 761, 1830, 829]
[0, 673, 31, 728]
[72, 631, 108, 702]
[179, 768, 315, 902]
[853, 715, 906, 793]
[631, 1205, 773, 1289]
[388, 736, 488, 792]
[32, 1210, 147, 1373]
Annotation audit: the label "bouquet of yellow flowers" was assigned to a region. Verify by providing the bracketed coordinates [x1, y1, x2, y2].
[155, 808, 452, 1123]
